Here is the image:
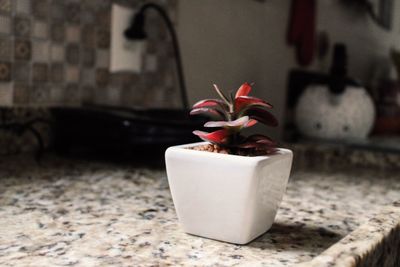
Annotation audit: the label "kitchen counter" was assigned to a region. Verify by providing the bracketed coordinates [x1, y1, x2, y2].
[0, 155, 399, 267]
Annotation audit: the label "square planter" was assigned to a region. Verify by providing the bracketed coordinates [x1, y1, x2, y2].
[165, 142, 293, 244]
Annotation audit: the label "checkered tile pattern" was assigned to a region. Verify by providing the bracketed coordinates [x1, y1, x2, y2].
[0, 0, 178, 108]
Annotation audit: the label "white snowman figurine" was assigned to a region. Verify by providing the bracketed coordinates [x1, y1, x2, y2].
[295, 85, 375, 141]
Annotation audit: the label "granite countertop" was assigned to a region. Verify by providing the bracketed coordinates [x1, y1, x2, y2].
[0, 155, 399, 267]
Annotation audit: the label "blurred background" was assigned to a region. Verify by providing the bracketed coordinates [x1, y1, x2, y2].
[0, 0, 399, 169]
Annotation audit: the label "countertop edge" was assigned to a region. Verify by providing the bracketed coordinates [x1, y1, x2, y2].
[295, 202, 400, 267]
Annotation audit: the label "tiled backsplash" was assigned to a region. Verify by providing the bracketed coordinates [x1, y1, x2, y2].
[0, 0, 180, 108]
[0, 0, 179, 155]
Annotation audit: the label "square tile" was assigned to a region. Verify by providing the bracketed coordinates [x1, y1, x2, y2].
[32, 63, 48, 82]
[13, 61, 30, 82]
[50, 85, 64, 103]
[32, 41, 49, 62]
[14, 16, 31, 37]
[65, 3, 80, 24]
[32, 20, 48, 39]
[65, 44, 80, 65]
[0, 61, 11, 81]
[95, 68, 109, 88]
[30, 84, 50, 103]
[66, 25, 80, 43]
[81, 9, 94, 24]
[96, 49, 109, 68]
[15, 0, 30, 14]
[96, 29, 110, 49]
[81, 85, 94, 103]
[13, 83, 30, 104]
[50, 63, 64, 83]
[32, 0, 48, 20]
[50, 2, 64, 20]
[0, 82, 13, 106]
[81, 68, 94, 85]
[82, 48, 95, 67]
[50, 45, 64, 62]
[65, 66, 79, 83]
[14, 39, 31, 60]
[81, 25, 95, 47]
[0, 37, 12, 60]
[0, 15, 11, 34]
[0, 0, 11, 13]
[65, 84, 80, 104]
[95, 10, 110, 29]
[50, 23, 64, 43]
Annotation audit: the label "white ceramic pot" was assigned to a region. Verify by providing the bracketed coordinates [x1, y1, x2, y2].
[165, 142, 293, 244]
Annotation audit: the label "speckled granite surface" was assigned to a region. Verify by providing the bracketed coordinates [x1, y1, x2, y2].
[0, 155, 399, 266]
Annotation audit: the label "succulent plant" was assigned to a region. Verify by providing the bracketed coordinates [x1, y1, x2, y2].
[190, 82, 278, 155]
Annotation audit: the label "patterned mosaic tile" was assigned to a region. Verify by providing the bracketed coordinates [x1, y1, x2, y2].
[13, 61, 30, 82]
[95, 68, 109, 88]
[0, 14, 11, 35]
[32, 63, 48, 82]
[95, 10, 110, 29]
[50, 45, 64, 62]
[81, 85, 94, 103]
[0, 0, 179, 110]
[13, 82, 30, 104]
[32, 40, 50, 62]
[96, 49, 109, 68]
[50, 85, 64, 103]
[65, 83, 80, 103]
[15, 0, 30, 15]
[0, 82, 13, 105]
[81, 25, 96, 47]
[50, 23, 64, 43]
[32, 20, 48, 39]
[96, 29, 110, 49]
[30, 84, 50, 103]
[0, 37, 12, 60]
[66, 25, 80, 43]
[0, 0, 11, 13]
[65, 44, 80, 65]
[65, 66, 79, 83]
[50, 1, 64, 21]
[50, 63, 64, 83]
[0, 61, 11, 81]
[65, 2, 81, 24]
[81, 68, 95, 85]
[32, 0, 48, 20]
[14, 39, 31, 60]
[82, 48, 95, 67]
[14, 16, 31, 37]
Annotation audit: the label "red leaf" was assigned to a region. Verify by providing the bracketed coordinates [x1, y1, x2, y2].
[190, 108, 225, 120]
[235, 82, 252, 98]
[244, 107, 278, 127]
[247, 134, 276, 146]
[235, 96, 273, 113]
[245, 119, 258, 128]
[192, 99, 228, 110]
[193, 129, 229, 144]
[238, 134, 276, 148]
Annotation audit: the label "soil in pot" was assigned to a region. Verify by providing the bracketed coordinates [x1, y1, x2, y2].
[188, 144, 275, 157]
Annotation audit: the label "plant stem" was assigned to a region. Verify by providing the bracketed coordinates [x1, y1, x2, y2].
[213, 84, 233, 116]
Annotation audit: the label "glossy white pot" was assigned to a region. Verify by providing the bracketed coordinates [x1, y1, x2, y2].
[165, 142, 293, 244]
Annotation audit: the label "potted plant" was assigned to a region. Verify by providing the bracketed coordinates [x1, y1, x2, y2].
[165, 83, 293, 244]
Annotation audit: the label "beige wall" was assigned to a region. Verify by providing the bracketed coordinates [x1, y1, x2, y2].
[177, 0, 400, 139]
